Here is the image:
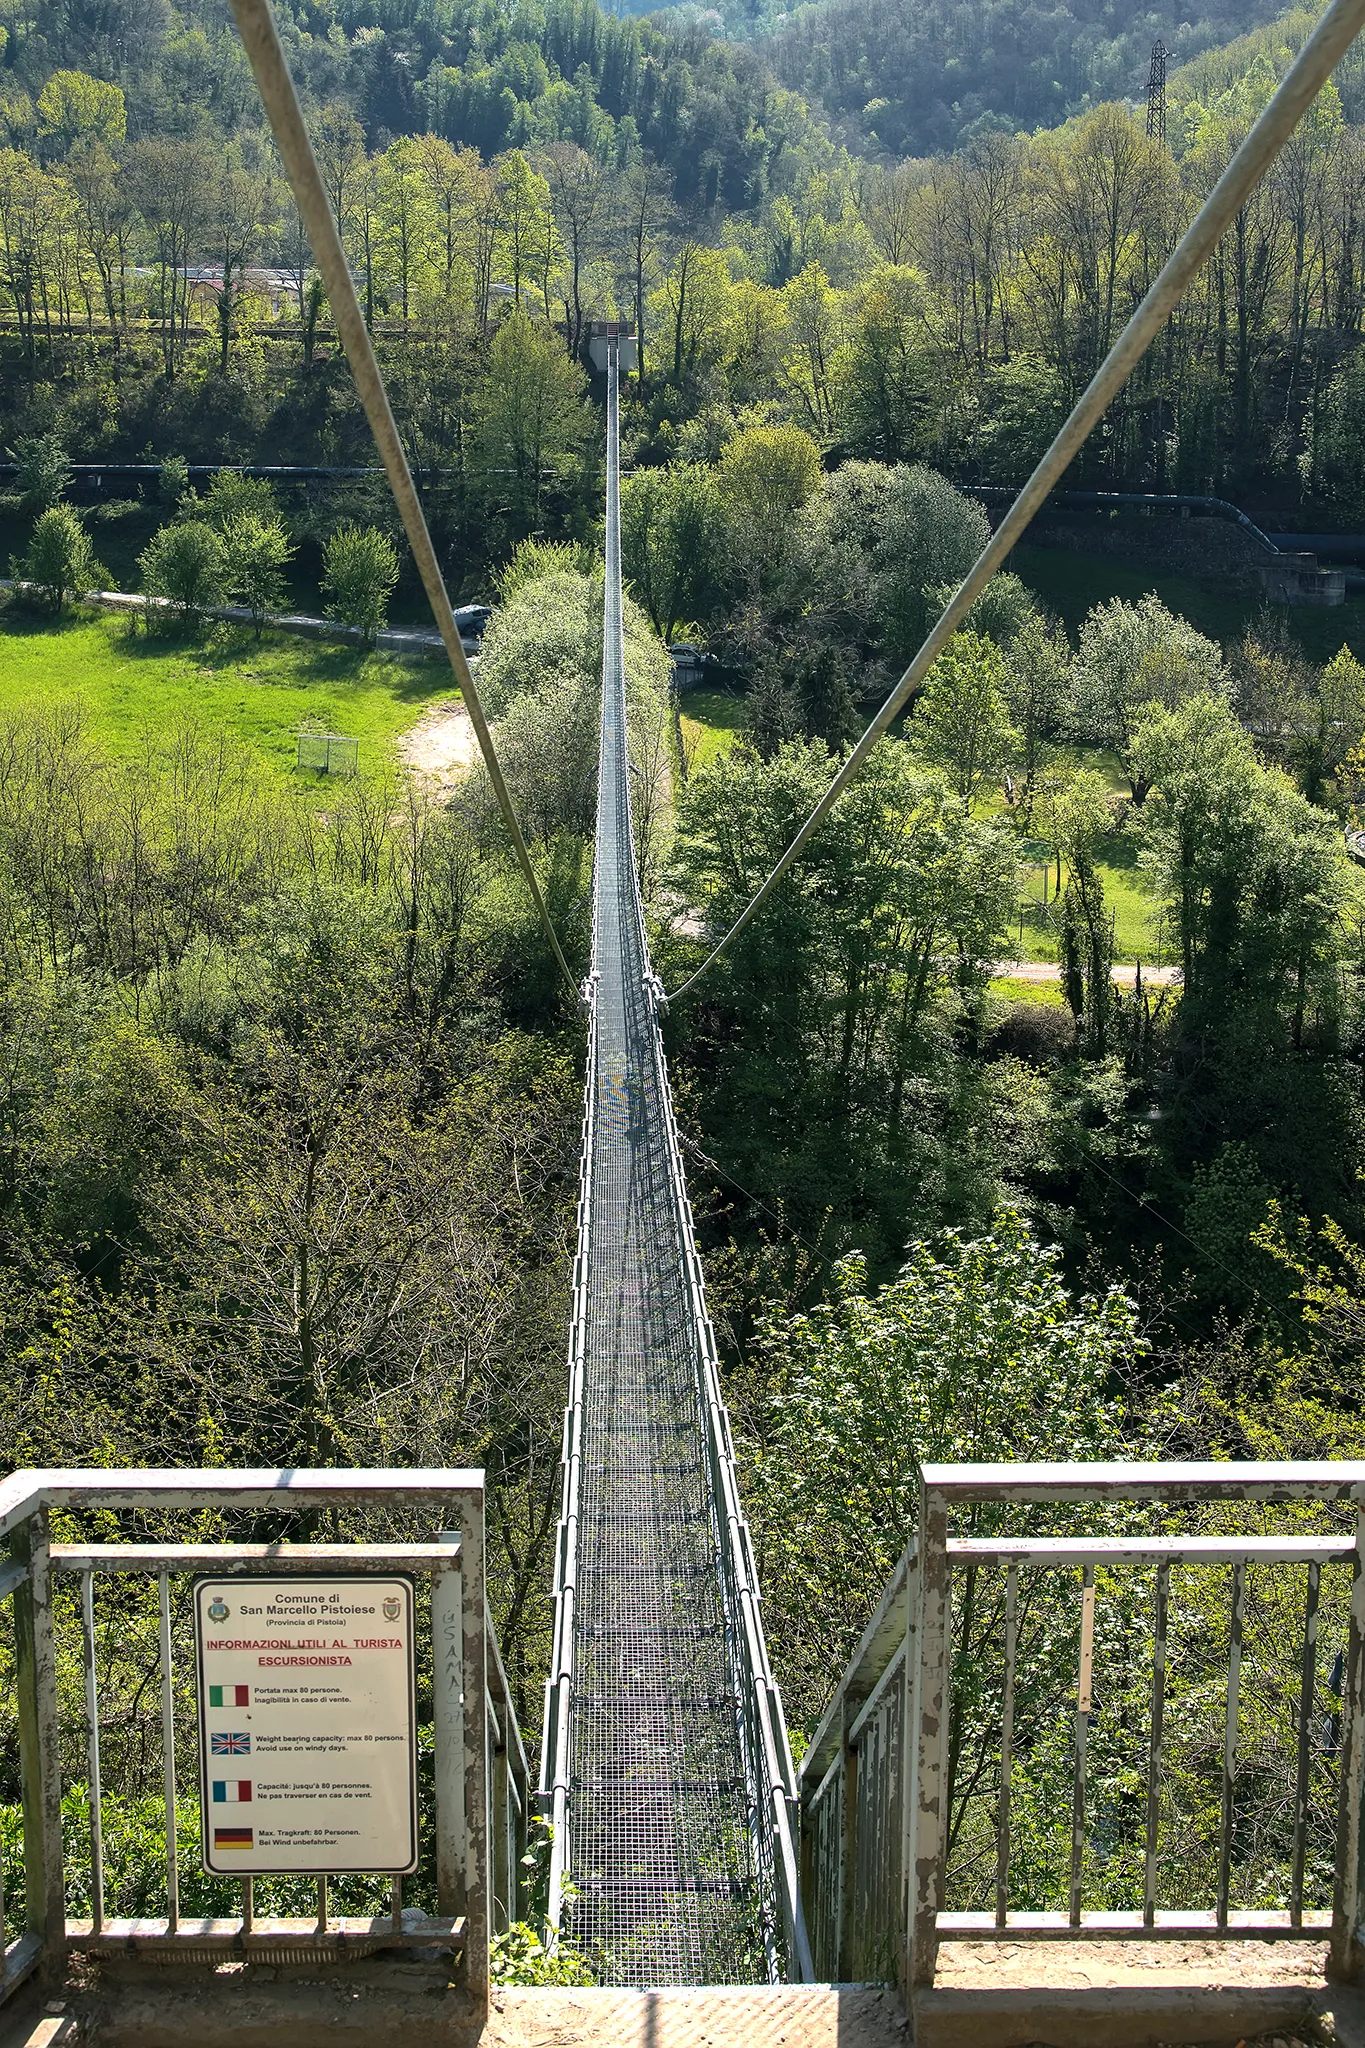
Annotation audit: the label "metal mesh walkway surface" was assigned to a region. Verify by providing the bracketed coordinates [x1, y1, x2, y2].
[540, 342, 810, 1988]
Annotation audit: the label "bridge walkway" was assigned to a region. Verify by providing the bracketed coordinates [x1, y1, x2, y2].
[540, 339, 806, 1986]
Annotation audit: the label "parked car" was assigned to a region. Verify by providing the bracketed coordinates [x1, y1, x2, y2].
[667, 641, 720, 679]
[455, 602, 492, 640]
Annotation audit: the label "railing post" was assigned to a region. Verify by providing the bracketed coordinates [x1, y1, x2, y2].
[906, 1491, 950, 1990]
[836, 1689, 863, 1982]
[432, 1529, 465, 1930]
[9, 1504, 65, 1988]
[489, 1694, 509, 1936]
[460, 1485, 490, 2009]
[1331, 1500, 1365, 1982]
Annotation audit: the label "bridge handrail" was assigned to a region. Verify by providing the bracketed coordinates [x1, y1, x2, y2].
[796, 1461, 1365, 1993]
[0, 1467, 520, 2014]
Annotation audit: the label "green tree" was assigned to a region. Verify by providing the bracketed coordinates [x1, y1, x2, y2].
[802, 463, 991, 669]
[194, 470, 280, 532]
[619, 463, 724, 642]
[1051, 768, 1115, 1053]
[999, 613, 1073, 819]
[18, 503, 97, 611]
[1072, 595, 1228, 800]
[911, 630, 1018, 804]
[223, 514, 294, 637]
[491, 676, 599, 842]
[35, 70, 125, 156]
[1291, 646, 1365, 804]
[320, 524, 400, 647]
[842, 264, 932, 462]
[745, 1210, 1135, 1725]
[14, 431, 70, 512]
[139, 519, 226, 629]
[473, 311, 590, 522]
[670, 734, 1015, 1256]
[717, 424, 823, 550]
[1133, 694, 1344, 1048]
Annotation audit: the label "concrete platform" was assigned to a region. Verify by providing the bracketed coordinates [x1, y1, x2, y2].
[487, 1985, 907, 2046]
[7, 1945, 1363, 2048]
[924, 1938, 1352, 2048]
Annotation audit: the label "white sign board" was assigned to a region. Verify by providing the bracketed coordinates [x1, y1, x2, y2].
[194, 1575, 418, 1876]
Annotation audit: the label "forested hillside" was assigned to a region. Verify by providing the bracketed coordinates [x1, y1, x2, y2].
[762, 0, 1290, 156]
[7, 0, 1365, 1899]
[0, 0, 828, 211]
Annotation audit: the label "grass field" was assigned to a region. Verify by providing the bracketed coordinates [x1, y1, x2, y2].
[1011, 845, 1164, 965]
[988, 974, 1068, 1008]
[678, 685, 747, 773]
[0, 608, 449, 772]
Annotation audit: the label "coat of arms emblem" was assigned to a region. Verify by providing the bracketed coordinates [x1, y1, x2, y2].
[208, 1597, 230, 1622]
[383, 1595, 401, 1622]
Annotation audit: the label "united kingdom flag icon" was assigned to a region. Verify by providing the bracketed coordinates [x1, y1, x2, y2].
[211, 1733, 251, 1755]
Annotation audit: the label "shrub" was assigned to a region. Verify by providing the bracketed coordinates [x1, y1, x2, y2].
[18, 504, 98, 611]
[320, 523, 399, 646]
[158, 454, 189, 505]
[139, 519, 226, 629]
[222, 513, 293, 635]
[495, 536, 591, 603]
[195, 469, 280, 530]
[14, 431, 71, 513]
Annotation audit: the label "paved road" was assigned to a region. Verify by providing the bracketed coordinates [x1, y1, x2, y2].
[2, 580, 476, 659]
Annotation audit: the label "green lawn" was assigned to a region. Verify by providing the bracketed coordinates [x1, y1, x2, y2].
[988, 974, 1068, 1008]
[678, 685, 747, 774]
[1010, 846, 1164, 966]
[1012, 540, 1365, 665]
[0, 609, 451, 773]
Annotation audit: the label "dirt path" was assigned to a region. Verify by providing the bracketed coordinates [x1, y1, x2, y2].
[399, 696, 479, 795]
[994, 958, 1182, 986]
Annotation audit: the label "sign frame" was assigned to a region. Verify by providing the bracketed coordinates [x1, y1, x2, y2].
[193, 1571, 419, 1878]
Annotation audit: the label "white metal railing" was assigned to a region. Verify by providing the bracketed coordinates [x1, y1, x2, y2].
[797, 1462, 1365, 1992]
[0, 1467, 528, 2012]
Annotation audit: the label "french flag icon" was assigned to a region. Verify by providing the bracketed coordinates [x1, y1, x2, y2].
[212, 1780, 252, 1804]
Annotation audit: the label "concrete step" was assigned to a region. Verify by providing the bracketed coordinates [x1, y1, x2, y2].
[487, 1986, 908, 2047]
[0, 1996, 78, 2048]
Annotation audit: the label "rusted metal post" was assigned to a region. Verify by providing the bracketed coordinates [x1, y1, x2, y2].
[907, 1490, 950, 1988]
[9, 1506, 65, 1987]
[1331, 1504, 1365, 1981]
[460, 1487, 490, 2008]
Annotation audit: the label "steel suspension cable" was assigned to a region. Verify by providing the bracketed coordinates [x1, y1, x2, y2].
[666, 0, 1365, 1006]
[227, 0, 576, 998]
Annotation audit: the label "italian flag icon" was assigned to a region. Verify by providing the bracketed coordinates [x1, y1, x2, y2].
[210, 1684, 249, 1708]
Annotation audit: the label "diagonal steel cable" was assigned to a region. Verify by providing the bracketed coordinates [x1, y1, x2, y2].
[665, 0, 1365, 1005]
[227, 0, 576, 998]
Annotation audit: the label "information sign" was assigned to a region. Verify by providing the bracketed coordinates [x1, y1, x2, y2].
[194, 1575, 418, 1876]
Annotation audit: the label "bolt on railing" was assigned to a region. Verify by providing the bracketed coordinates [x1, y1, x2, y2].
[797, 1462, 1365, 1993]
[0, 1467, 526, 2013]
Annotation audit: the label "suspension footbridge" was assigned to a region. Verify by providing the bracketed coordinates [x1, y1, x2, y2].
[539, 337, 810, 1984]
[213, 0, 1365, 1995]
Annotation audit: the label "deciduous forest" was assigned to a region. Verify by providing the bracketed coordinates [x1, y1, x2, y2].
[4, 0, 1365, 1962]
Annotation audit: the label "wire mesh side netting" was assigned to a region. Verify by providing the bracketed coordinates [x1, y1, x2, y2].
[560, 348, 769, 1985]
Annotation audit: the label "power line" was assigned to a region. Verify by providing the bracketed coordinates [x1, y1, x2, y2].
[664, 0, 1365, 1005]
[225, 0, 577, 1001]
